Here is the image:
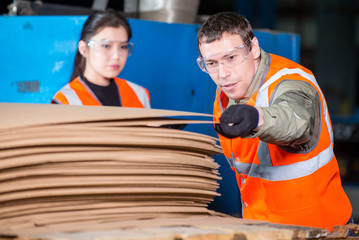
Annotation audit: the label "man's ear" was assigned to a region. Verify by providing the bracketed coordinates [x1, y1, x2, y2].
[78, 40, 87, 57]
[250, 37, 261, 60]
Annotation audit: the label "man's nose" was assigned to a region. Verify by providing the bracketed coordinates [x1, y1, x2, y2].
[217, 62, 229, 78]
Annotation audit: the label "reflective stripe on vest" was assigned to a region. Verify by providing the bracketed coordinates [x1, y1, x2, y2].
[65, 77, 102, 105]
[58, 83, 85, 105]
[251, 143, 334, 181]
[230, 157, 251, 175]
[54, 77, 102, 105]
[125, 81, 150, 108]
[256, 68, 333, 142]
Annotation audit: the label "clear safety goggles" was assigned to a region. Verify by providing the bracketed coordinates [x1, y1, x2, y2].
[87, 39, 134, 57]
[197, 41, 250, 74]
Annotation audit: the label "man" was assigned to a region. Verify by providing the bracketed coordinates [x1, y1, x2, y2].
[196, 11, 352, 231]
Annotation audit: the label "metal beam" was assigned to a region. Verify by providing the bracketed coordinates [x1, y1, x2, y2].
[92, 0, 109, 10]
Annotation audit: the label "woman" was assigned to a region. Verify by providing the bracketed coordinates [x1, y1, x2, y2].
[51, 9, 150, 108]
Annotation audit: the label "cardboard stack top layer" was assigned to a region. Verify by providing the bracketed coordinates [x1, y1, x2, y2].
[0, 103, 223, 236]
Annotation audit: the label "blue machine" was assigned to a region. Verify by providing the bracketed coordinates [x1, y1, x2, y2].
[0, 16, 300, 216]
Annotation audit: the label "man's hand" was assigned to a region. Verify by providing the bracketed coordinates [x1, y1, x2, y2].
[215, 104, 259, 138]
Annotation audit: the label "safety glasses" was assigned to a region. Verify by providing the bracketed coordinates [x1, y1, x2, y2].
[197, 41, 251, 74]
[87, 39, 134, 57]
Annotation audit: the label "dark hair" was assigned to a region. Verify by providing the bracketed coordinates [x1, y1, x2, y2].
[70, 9, 132, 81]
[197, 12, 254, 56]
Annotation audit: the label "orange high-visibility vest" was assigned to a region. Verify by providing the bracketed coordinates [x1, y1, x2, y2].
[213, 53, 352, 231]
[52, 77, 150, 108]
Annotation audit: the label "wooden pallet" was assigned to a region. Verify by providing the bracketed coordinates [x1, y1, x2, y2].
[2, 216, 359, 240]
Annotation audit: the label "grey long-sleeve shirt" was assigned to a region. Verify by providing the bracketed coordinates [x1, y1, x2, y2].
[232, 49, 321, 151]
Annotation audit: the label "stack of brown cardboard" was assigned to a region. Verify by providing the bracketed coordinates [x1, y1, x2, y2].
[0, 103, 223, 235]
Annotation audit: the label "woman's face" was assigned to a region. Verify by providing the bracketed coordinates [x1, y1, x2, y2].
[79, 26, 131, 86]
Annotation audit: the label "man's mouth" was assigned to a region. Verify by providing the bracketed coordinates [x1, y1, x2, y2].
[221, 82, 237, 91]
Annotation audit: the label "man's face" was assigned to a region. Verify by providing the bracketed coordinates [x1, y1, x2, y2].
[199, 33, 259, 100]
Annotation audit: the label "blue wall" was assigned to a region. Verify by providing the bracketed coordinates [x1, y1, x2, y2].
[0, 16, 300, 216]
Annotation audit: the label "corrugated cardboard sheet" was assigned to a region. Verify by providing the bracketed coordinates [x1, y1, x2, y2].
[0, 103, 223, 235]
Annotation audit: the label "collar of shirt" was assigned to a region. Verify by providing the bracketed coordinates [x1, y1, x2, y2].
[234, 48, 270, 105]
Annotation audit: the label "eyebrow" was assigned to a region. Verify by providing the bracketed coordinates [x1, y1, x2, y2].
[204, 50, 237, 62]
[222, 51, 235, 58]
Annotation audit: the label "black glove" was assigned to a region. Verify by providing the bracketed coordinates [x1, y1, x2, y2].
[215, 104, 259, 138]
